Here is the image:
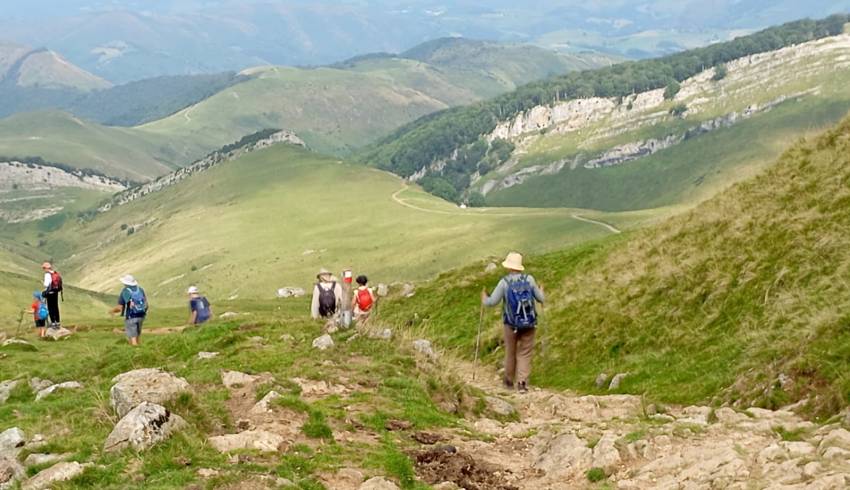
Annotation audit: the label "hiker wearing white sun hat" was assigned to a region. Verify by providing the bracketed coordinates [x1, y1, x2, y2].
[110, 274, 148, 346]
[482, 252, 544, 393]
[311, 268, 343, 320]
[187, 286, 212, 325]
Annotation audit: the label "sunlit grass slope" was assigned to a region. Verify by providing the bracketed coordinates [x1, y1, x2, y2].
[41, 144, 628, 304]
[383, 114, 850, 418]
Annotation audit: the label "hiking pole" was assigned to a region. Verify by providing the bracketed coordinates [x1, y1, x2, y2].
[473, 301, 484, 381]
[17, 309, 25, 335]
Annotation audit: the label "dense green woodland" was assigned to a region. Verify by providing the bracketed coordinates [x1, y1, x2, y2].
[362, 15, 850, 202]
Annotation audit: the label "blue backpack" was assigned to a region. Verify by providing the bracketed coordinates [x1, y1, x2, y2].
[37, 301, 49, 321]
[126, 287, 148, 318]
[504, 275, 537, 330]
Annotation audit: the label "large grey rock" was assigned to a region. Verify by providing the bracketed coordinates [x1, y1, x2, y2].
[1, 339, 34, 349]
[28, 378, 53, 393]
[484, 396, 516, 418]
[0, 428, 25, 452]
[312, 334, 334, 351]
[608, 373, 628, 390]
[679, 406, 712, 425]
[22, 462, 90, 490]
[197, 351, 218, 360]
[376, 284, 389, 297]
[104, 402, 187, 452]
[401, 284, 415, 298]
[43, 328, 72, 341]
[249, 391, 282, 415]
[0, 455, 24, 489]
[110, 368, 191, 417]
[594, 373, 608, 389]
[413, 339, 437, 359]
[484, 262, 498, 273]
[359, 476, 400, 490]
[0, 381, 18, 404]
[221, 370, 261, 388]
[208, 430, 284, 453]
[532, 433, 592, 476]
[35, 381, 83, 401]
[23, 453, 70, 467]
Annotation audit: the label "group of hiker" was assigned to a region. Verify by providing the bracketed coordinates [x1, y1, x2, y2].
[30, 251, 543, 393]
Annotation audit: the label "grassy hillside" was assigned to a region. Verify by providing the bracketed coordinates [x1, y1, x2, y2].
[382, 114, 850, 418]
[31, 144, 632, 303]
[0, 270, 113, 326]
[0, 111, 187, 181]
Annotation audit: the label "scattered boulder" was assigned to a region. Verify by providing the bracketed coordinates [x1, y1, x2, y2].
[35, 381, 83, 401]
[484, 396, 517, 418]
[249, 391, 282, 415]
[110, 368, 191, 417]
[279, 334, 295, 342]
[208, 430, 284, 453]
[221, 370, 265, 388]
[369, 329, 392, 340]
[43, 328, 72, 341]
[219, 312, 239, 319]
[0, 428, 25, 453]
[23, 454, 69, 467]
[197, 351, 218, 360]
[104, 402, 187, 452]
[679, 406, 713, 425]
[277, 287, 306, 298]
[292, 378, 348, 398]
[401, 284, 415, 298]
[22, 462, 90, 490]
[412, 432, 444, 445]
[0, 380, 18, 404]
[484, 262, 498, 273]
[28, 378, 53, 393]
[413, 339, 437, 359]
[608, 373, 628, 390]
[312, 334, 334, 351]
[0, 454, 24, 488]
[359, 476, 400, 490]
[594, 373, 609, 389]
[385, 420, 413, 431]
[376, 284, 389, 297]
[532, 433, 592, 476]
[1, 338, 35, 350]
[197, 468, 220, 478]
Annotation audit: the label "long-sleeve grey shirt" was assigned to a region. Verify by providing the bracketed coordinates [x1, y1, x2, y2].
[483, 273, 545, 309]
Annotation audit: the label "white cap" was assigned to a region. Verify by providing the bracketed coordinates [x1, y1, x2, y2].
[187, 286, 199, 294]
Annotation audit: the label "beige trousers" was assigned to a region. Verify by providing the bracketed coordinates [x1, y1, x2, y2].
[503, 325, 536, 384]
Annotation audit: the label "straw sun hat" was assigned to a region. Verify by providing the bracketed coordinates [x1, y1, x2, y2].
[501, 252, 525, 271]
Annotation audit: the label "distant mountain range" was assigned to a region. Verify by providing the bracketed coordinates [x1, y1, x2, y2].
[1, 1, 848, 82]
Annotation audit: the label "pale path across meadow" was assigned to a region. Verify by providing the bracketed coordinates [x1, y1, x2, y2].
[391, 182, 622, 234]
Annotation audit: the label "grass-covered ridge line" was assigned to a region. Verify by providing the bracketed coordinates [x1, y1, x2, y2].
[362, 15, 850, 180]
[382, 113, 850, 418]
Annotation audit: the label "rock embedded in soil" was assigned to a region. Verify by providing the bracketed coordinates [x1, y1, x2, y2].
[385, 420, 413, 431]
[250, 390, 282, 414]
[359, 476, 400, 490]
[197, 351, 218, 360]
[413, 432, 444, 445]
[0, 380, 18, 404]
[34, 381, 83, 401]
[594, 373, 609, 389]
[413, 339, 437, 359]
[28, 378, 53, 392]
[208, 430, 284, 453]
[0, 455, 24, 488]
[110, 368, 190, 417]
[376, 284, 389, 297]
[312, 334, 334, 350]
[608, 373, 628, 390]
[0, 428, 26, 452]
[221, 370, 262, 388]
[23, 454, 69, 467]
[43, 327, 72, 341]
[484, 396, 517, 418]
[103, 402, 187, 452]
[22, 462, 91, 490]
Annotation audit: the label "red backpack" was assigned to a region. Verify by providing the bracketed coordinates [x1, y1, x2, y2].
[356, 288, 374, 311]
[49, 271, 63, 293]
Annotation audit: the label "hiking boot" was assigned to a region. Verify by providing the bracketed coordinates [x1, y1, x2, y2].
[517, 381, 528, 393]
[503, 377, 514, 389]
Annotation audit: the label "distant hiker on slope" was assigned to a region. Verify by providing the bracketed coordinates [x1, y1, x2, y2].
[481, 252, 545, 393]
[110, 275, 148, 346]
[40, 262, 63, 330]
[311, 268, 342, 320]
[187, 286, 212, 325]
[351, 275, 376, 325]
[31, 291, 48, 338]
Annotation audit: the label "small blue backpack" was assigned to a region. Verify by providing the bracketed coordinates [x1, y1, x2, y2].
[37, 301, 49, 321]
[504, 275, 537, 330]
[127, 287, 148, 318]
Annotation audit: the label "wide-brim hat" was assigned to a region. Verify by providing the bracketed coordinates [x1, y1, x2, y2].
[187, 286, 199, 294]
[501, 252, 525, 271]
[316, 268, 332, 280]
[120, 274, 138, 286]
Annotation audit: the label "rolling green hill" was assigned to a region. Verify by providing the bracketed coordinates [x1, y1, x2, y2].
[27, 144, 636, 303]
[362, 15, 850, 207]
[382, 113, 850, 417]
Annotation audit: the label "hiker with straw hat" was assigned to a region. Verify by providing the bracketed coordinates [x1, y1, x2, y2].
[110, 275, 148, 346]
[481, 252, 545, 393]
[311, 268, 343, 320]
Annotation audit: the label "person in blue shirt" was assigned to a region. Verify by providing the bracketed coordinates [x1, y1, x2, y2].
[187, 286, 212, 325]
[110, 275, 148, 346]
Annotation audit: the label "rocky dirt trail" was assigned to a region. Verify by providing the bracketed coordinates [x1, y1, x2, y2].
[425, 356, 850, 489]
